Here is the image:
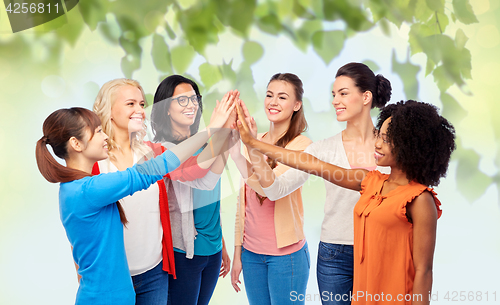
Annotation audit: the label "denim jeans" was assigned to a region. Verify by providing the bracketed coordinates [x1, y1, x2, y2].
[167, 250, 222, 305]
[316, 242, 353, 305]
[132, 261, 169, 305]
[241, 242, 310, 305]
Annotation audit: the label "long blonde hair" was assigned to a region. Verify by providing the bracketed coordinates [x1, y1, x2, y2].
[93, 79, 151, 160]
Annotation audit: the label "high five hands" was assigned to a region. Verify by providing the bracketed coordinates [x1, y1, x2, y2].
[234, 98, 257, 146]
[207, 90, 239, 130]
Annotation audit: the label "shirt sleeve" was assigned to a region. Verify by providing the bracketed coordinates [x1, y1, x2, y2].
[259, 141, 315, 201]
[83, 149, 180, 207]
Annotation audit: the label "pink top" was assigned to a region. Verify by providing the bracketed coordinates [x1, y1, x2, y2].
[243, 184, 306, 255]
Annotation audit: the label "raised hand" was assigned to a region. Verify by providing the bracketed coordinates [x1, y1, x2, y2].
[207, 90, 237, 130]
[224, 91, 240, 129]
[235, 99, 256, 146]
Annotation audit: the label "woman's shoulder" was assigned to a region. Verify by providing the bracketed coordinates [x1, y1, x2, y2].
[286, 134, 313, 148]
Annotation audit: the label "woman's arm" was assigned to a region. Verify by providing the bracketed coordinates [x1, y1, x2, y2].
[407, 191, 439, 305]
[220, 236, 231, 278]
[235, 102, 366, 191]
[231, 245, 242, 292]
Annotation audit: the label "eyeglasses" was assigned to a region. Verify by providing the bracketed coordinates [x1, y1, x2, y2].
[171, 94, 201, 107]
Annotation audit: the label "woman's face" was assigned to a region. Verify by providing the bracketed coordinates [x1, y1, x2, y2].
[332, 75, 371, 122]
[264, 80, 302, 124]
[374, 117, 396, 167]
[110, 85, 145, 134]
[168, 83, 199, 131]
[81, 125, 109, 162]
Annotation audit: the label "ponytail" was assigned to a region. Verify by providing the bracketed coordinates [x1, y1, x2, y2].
[36, 108, 128, 225]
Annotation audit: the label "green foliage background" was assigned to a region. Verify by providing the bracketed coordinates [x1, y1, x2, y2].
[0, 0, 499, 304]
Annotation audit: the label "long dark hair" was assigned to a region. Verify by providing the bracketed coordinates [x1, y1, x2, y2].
[336, 62, 392, 108]
[35, 107, 128, 224]
[151, 75, 204, 144]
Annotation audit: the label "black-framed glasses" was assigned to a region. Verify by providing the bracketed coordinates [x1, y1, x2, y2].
[172, 94, 201, 107]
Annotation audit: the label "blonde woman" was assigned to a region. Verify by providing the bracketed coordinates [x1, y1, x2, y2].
[92, 78, 234, 304]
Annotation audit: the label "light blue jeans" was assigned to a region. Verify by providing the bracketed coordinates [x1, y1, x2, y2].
[241, 242, 310, 305]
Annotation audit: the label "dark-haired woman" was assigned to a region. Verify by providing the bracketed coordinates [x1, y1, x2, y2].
[92, 78, 232, 305]
[229, 73, 312, 305]
[35, 103, 234, 304]
[241, 63, 392, 304]
[151, 75, 235, 305]
[236, 100, 456, 305]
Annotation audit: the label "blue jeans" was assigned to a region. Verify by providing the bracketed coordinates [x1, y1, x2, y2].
[241, 242, 310, 305]
[132, 261, 169, 305]
[316, 242, 353, 305]
[167, 250, 222, 305]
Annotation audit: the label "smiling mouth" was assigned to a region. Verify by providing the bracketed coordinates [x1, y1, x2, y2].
[183, 111, 195, 116]
[268, 108, 280, 114]
[335, 108, 345, 114]
[130, 116, 143, 121]
[374, 151, 384, 158]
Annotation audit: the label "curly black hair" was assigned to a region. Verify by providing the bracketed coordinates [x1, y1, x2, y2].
[375, 100, 456, 187]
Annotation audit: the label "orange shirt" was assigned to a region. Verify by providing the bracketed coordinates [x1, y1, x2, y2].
[353, 171, 442, 305]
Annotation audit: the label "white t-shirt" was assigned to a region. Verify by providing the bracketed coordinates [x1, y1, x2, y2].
[97, 156, 162, 276]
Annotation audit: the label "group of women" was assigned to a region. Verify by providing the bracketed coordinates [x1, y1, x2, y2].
[36, 62, 456, 305]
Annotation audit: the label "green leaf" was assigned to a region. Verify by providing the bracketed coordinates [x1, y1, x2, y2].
[226, 0, 256, 36]
[199, 63, 222, 89]
[312, 30, 344, 65]
[171, 44, 196, 74]
[220, 60, 237, 83]
[242, 41, 264, 64]
[121, 56, 141, 79]
[323, 0, 372, 31]
[412, 0, 433, 21]
[292, 0, 316, 20]
[78, 0, 109, 31]
[425, 0, 444, 13]
[391, 49, 420, 100]
[177, 3, 220, 53]
[455, 28, 468, 50]
[151, 34, 172, 73]
[440, 92, 466, 125]
[456, 145, 492, 202]
[452, 0, 478, 24]
[256, 14, 283, 35]
[363, 60, 380, 73]
[432, 65, 454, 91]
[293, 20, 323, 52]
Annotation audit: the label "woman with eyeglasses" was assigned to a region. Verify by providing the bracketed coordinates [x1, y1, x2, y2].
[150, 75, 236, 305]
[92, 78, 235, 305]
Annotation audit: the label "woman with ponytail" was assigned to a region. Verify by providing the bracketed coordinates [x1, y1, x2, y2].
[229, 73, 312, 305]
[92, 78, 236, 305]
[35, 103, 234, 305]
[234, 63, 393, 305]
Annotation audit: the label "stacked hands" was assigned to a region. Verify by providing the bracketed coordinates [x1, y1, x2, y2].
[204, 89, 258, 154]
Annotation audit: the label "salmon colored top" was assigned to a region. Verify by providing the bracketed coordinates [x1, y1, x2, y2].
[353, 171, 442, 305]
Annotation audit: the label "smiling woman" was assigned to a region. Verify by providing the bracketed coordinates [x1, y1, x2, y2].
[34, 105, 235, 305]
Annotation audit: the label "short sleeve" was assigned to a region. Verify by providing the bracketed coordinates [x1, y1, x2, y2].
[400, 186, 442, 221]
[360, 170, 384, 195]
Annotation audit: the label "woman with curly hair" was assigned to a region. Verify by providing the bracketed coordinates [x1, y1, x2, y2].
[236, 100, 456, 305]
